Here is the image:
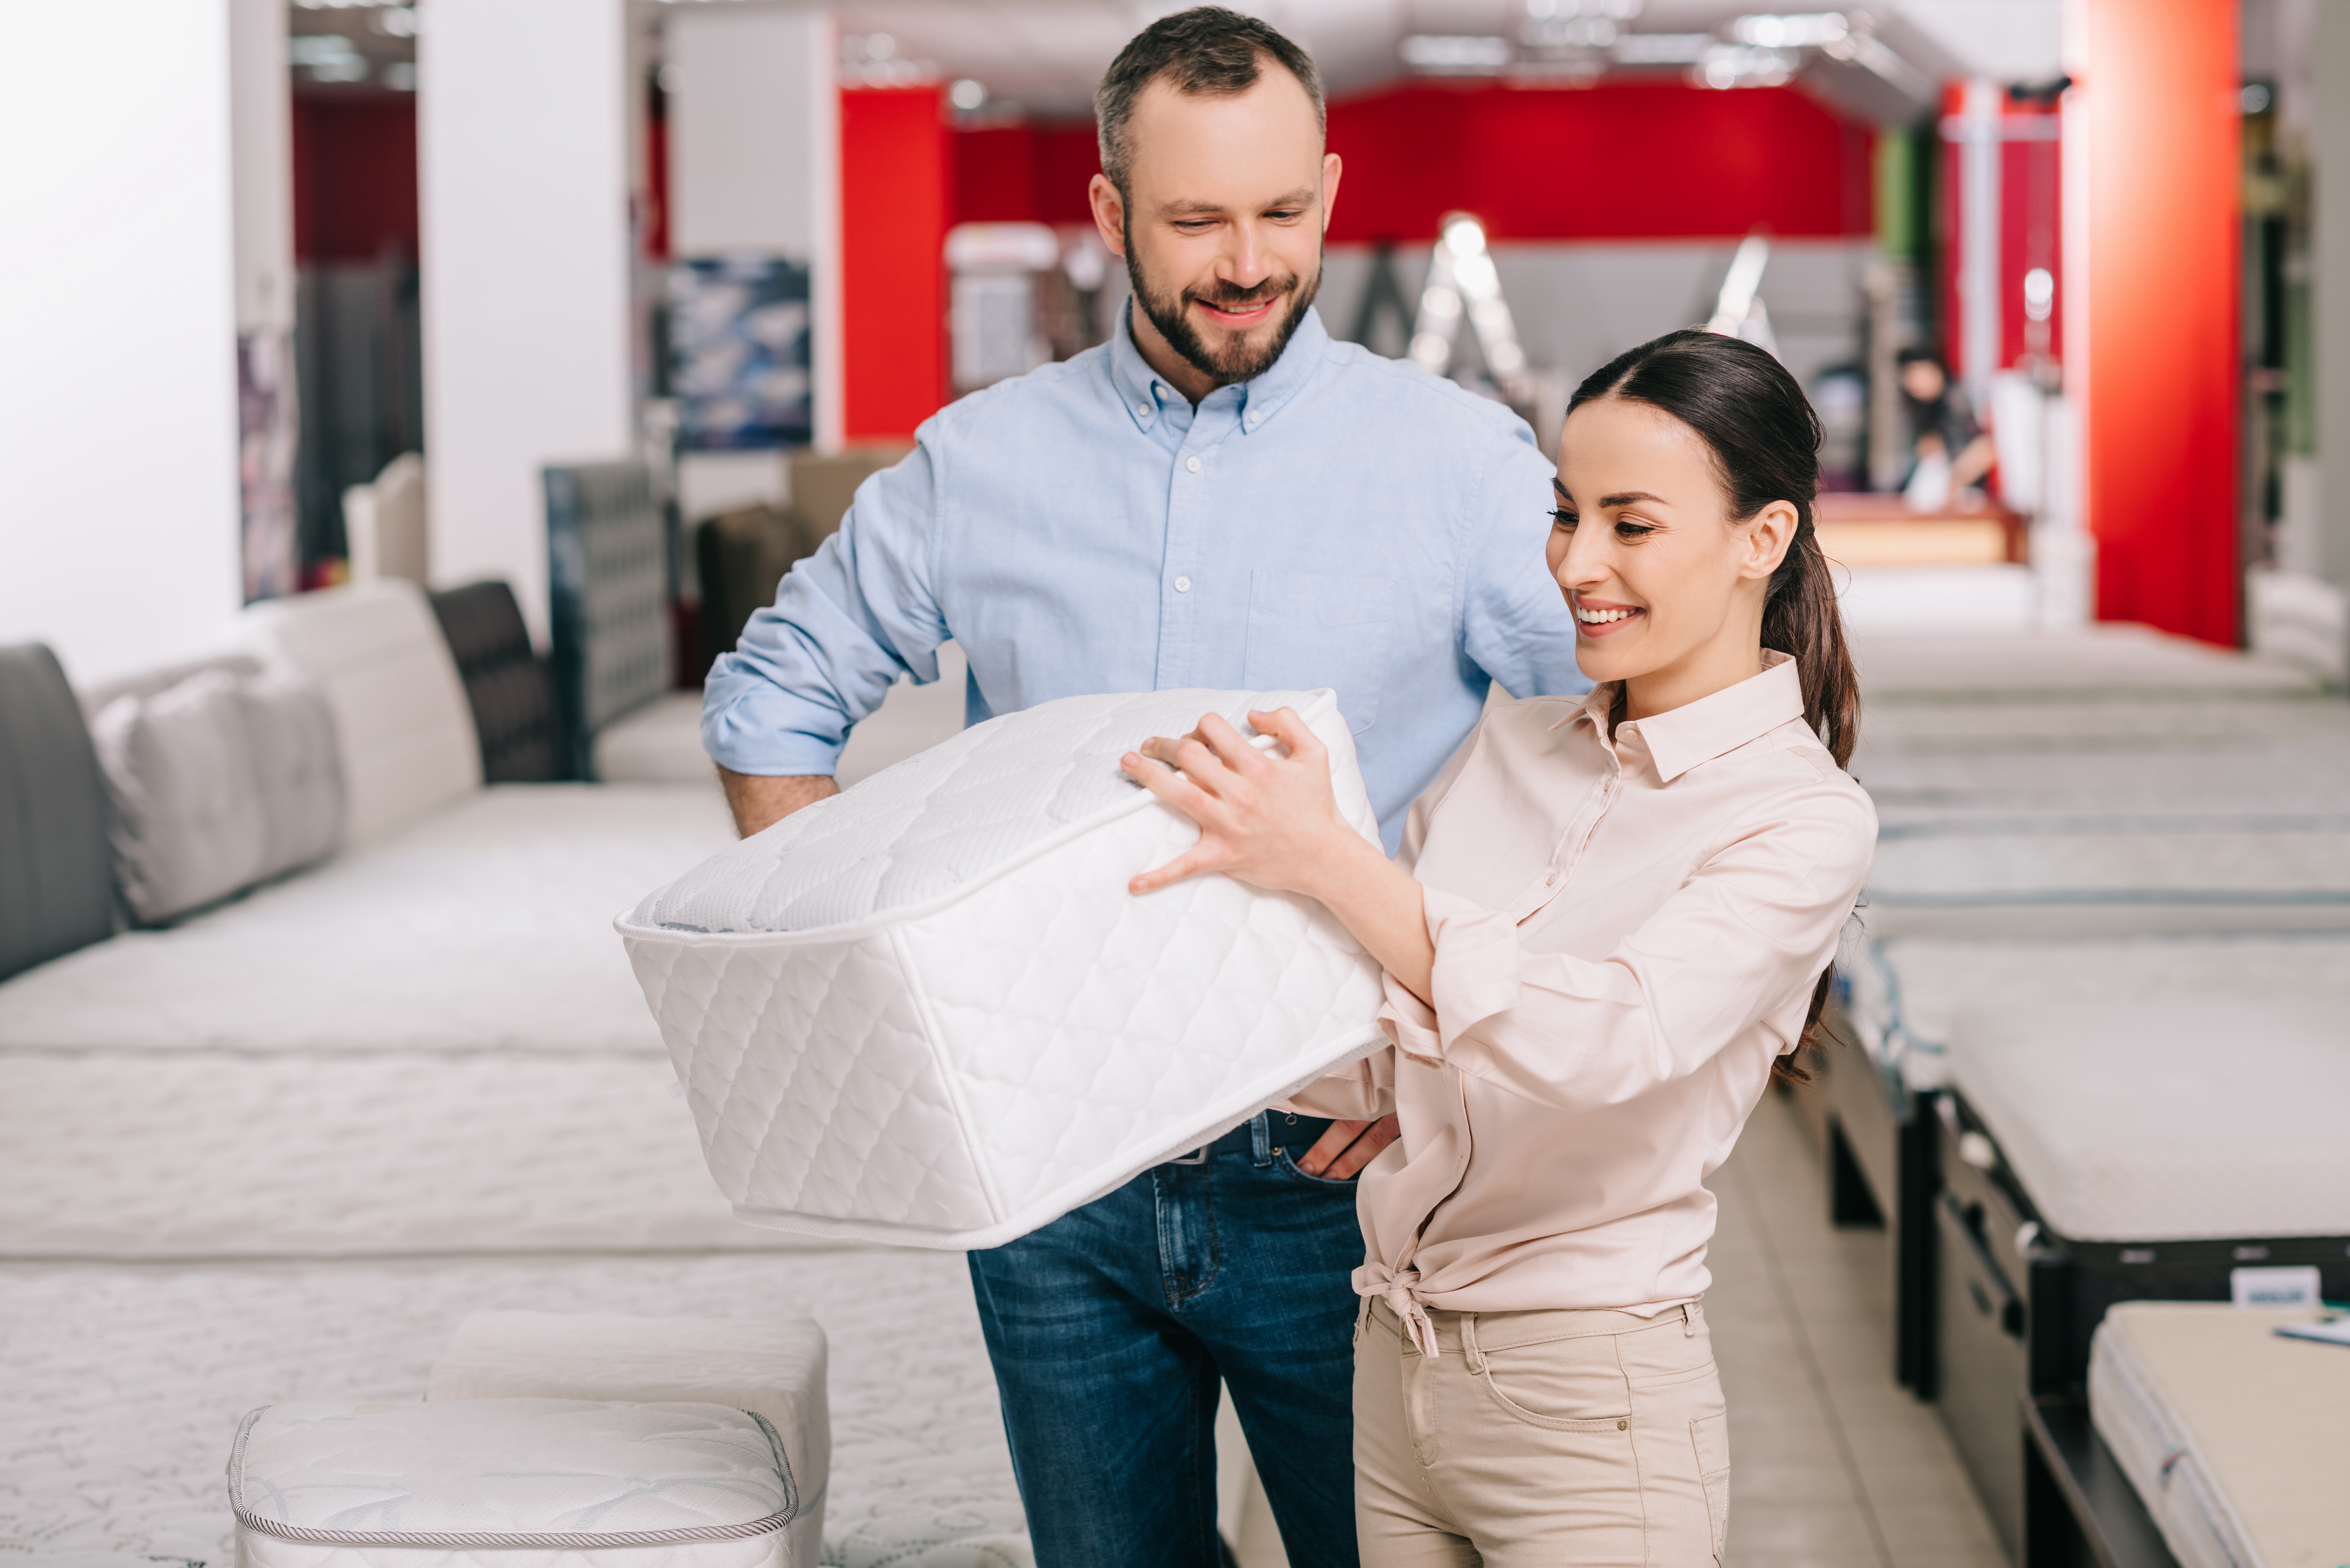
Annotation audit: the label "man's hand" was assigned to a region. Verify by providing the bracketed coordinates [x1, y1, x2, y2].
[717, 768, 838, 839]
[1295, 1114, 1401, 1180]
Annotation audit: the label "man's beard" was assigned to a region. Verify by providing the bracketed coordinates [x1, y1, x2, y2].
[1126, 237, 1322, 387]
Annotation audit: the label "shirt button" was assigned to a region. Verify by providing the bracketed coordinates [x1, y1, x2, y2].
[1186, 456, 1202, 473]
[1136, 403, 1151, 418]
[1545, 867, 1558, 885]
[1174, 576, 1192, 592]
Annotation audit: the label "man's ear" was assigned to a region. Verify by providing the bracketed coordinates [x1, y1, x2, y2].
[1743, 500, 1800, 581]
[1321, 151, 1343, 233]
[1088, 173, 1127, 259]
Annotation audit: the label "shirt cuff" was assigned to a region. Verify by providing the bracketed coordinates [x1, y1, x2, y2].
[699, 682, 848, 778]
[1378, 978, 1444, 1069]
[1419, 886, 1524, 1060]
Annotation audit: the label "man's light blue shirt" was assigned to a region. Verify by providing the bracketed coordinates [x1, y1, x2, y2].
[704, 306, 1587, 851]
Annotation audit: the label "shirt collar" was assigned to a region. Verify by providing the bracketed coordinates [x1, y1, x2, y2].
[1563, 652, 1808, 783]
[1109, 300, 1330, 435]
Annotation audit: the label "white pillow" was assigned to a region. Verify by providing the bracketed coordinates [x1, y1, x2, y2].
[93, 667, 344, 923]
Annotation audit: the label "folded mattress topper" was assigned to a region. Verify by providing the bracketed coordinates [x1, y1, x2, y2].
[2089, 1303, 2350, 1568]
[1945, 994, 2350, 1242]
[619, 687, 1389, 1250]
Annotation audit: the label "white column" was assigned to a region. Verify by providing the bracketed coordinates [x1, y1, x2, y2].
[0, 0, 244, 685]
[2315, 0, 2350, 586]
[419, 0, 635, 645]
[668, 4, 841, 468]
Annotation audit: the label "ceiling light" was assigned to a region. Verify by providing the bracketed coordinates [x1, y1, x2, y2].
[373, 6, 417, 38]
[1612, 33, 1712, 64]
[1695, 43, 1794, 89]
[1400, 34, 1513, 74]
[949, 78, 987, 111]
[1727, 12, 1848, 48]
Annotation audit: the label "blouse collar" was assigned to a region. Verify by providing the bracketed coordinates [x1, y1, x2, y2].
[1563, 651, 1808, 783]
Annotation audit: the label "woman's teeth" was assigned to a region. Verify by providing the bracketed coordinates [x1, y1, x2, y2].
[1575, 606, 1639, 624]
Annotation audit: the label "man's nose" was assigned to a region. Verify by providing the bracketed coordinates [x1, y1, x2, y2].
[1218, 220, 1273, 288]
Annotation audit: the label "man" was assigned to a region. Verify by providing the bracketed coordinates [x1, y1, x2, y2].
[702, 10, 1582, 1564]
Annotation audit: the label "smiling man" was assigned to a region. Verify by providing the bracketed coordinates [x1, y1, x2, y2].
[701, 9, 1582, 1564]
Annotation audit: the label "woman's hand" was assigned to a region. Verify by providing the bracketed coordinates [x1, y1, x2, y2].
[1120, 708, 1357, 898]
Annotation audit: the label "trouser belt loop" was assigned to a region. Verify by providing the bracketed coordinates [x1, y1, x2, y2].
[1683, 1301, 1697, 1337]
[1461, 1312, 1486, 1374]
[1249, 1112, 1272, 1168]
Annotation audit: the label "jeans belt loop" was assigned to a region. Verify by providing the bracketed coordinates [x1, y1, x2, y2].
[1249, 1112, 1272, 1168]
[1167, 1144, 1209, 1165]
[1683, 1301, 1697, 1337]
[1461, 1311, 1487, 1374]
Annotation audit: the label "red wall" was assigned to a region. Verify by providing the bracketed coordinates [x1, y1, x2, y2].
[841, 86, 950, 441]
[2081, 0, 2240, 643]
[1323, 81, 1873, 243]
[952, 122, 1102, 226]
[291, 98, 419, 262]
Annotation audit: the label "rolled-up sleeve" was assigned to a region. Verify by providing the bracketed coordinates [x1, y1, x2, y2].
[1402, 787, 1876, 1109]
[701, 440, 952, 776]
[1460, 437, 1586, 702]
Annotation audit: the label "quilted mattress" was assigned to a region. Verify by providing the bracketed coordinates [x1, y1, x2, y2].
[1851, 626, 2319, 702]
[2089, 1302, 2350, 1568]
[622, 687, 1389, 1249]
[1863, 825, 2350, 939]
[1945, 995, 2350, 1241]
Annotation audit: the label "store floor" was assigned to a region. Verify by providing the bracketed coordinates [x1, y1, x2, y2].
[1710, 1084, 2006, 1568]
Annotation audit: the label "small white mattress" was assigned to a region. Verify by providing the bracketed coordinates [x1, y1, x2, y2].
[622, 688, 1388, 1249]
[1857, 745, 2350, 832]
[2089, 1302, 2350, 1568]
[2, 1250, 1027, 1568]
[1945, 995, 2350, 1241]
[1857, 695, 2350, 757]
[0, 784, 732, 1055]
[427, 1311, 829, 1568]
[231, 1398, 797, 1563]
[1848, 932, 2350, 1090]
[1853, 626, 2319, 702]
[0, 1051, 830, 1258]
[1863, 826, 2350, 939]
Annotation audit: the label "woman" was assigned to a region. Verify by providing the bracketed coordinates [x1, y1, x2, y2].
[1120, 329, 1876, 1564]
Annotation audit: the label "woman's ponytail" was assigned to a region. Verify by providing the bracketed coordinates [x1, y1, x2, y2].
[1568, 328, 1866, 1075]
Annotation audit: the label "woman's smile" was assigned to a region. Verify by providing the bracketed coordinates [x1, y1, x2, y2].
[1571, 595, 1646, 637]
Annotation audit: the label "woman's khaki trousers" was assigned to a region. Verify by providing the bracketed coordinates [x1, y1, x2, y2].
[1354, 1295, 1730, 1565]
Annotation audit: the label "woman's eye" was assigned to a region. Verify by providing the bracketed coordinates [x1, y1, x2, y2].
[1614, 520, 1655, 541]
[1550, 509, 1577, 530]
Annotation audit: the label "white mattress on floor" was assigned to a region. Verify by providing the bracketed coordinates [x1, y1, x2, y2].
[1857, 744, 2350, 831]
[0, 1250, 1027, 1568]
[1857, 695, 2350, 757]
[1863, 826, 2350, 939]
[1848, 932, 2350, 1090]
[1945, 994, 2350, 1241]
[2089, 1302, 2350, 1568]
[0, 1051, 833, 1258]
[1852, 627, 2319, 701]
[0, 784, 733, 1055]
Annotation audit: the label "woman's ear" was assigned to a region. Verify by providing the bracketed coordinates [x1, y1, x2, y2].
[1741, 500, 1800, 582]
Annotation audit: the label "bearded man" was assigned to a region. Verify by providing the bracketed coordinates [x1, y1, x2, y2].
[701, 10, 1582, 1564]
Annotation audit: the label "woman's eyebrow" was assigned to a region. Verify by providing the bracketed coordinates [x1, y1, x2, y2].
[1598, 490, 1667, 508]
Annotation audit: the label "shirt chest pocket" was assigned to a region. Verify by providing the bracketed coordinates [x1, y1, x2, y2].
[1242, 571, 1395, 735]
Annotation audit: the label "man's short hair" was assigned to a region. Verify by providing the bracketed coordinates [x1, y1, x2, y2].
[1095, 7, 1325, 202]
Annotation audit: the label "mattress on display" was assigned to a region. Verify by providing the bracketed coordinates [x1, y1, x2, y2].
[1852, 627, 2319, 703]
[0, 783, 733, 1055]
[1856, 694, 2350, 759]
[2089, 1302, 2350, 1568]
[0, 1249, 1029, 1568]
[0, 1050, 836, 1259]
[231, 1398, 800, 1567]
[1946, 995, 2350, 1242]
[1845, 931, 2350, 1089]
[622, 688, 1388, 1250]
[1862, 825, 2350, 940]
[1856, 745, 2350, 833]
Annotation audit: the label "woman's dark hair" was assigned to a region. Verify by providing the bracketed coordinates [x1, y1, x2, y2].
[1567, 328, 1861, 1076]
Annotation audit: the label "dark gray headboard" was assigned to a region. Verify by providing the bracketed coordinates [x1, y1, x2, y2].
[429, 581, 559, 784]
[0, 643, 115, 983]
[546, 461, 673, 780]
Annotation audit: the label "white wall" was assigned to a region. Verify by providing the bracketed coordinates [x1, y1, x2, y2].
[420, 0, 636, 645]
[0, 0, 244, 686]
[230, 0, 294, 335]
[667, 5, 843, 458]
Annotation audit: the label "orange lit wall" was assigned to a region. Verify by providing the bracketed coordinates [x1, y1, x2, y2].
[2081, 0, 2240, 643]
[841, 85, 948, 441]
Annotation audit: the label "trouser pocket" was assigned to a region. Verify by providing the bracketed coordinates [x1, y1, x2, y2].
[1692, 1409, 1732, 1563]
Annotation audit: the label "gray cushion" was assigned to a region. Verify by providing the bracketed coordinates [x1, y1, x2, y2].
[0, 643, 114, 982]
[92, 667, 344, 925]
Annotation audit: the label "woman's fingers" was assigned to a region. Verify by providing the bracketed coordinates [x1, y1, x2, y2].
[1247, 706, 1323, 763]
[1122, 750, 1219, 819]
[1127, 842, 1223, 894]
[1194, 712, 1267, 774]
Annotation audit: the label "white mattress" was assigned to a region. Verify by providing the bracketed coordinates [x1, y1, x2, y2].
[0, 1051, 830, 1258]
[1945, 995, 2350, 1240]
[0, 784, 733, 1055]
[1852, 626, 2320, 702]
[0, 1250, 1028, 1568]
[1857, 744, 2350, 832]
[1848, 932, 2350, 1090]
[2089, 1302, 2350, 1568]
[1862, 826, 2350, 939]
[1855, 694, 2350, 758]
[623, 688, 1388, 1249]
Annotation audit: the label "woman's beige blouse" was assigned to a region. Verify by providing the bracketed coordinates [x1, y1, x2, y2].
[1291, 653, 1876, 1356]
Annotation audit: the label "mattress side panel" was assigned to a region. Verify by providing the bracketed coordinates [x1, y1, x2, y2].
[630, 929, 994, 1235]
[895, 804, 1386, 1222]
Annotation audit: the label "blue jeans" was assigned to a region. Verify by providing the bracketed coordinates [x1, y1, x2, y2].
[967, 1111, 1365, 1568]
